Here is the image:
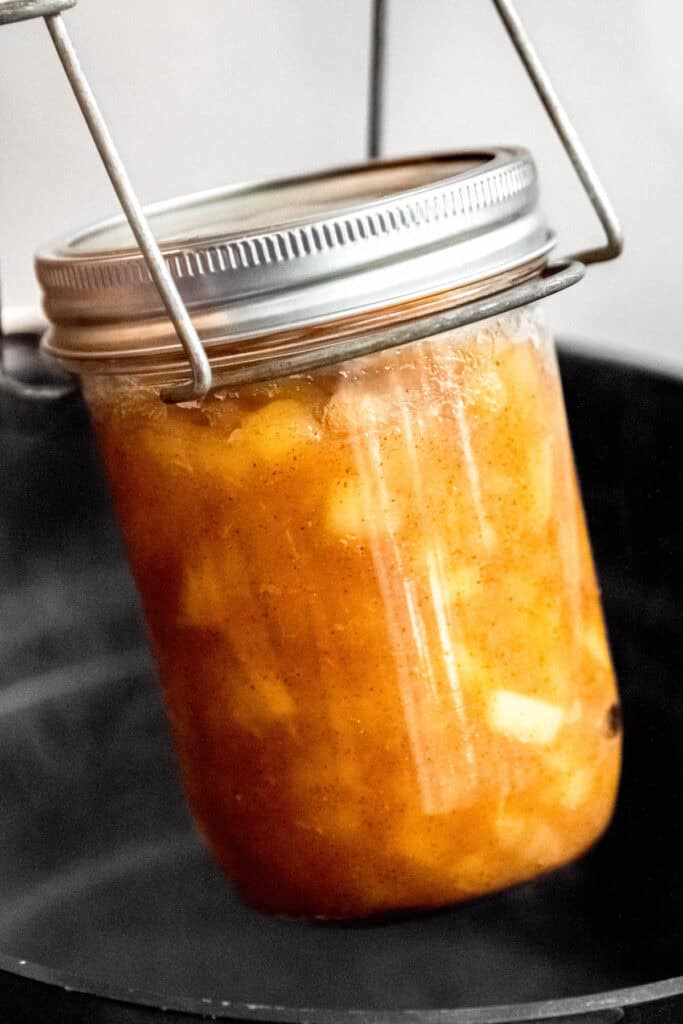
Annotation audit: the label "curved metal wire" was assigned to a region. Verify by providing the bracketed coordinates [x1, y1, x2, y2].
[195, 260, 585, 392]
[2, 0, 621, 402]
[367, 0, 623, 266]
[44, 13, 213, 402]
[492, 0, 623, 265]
[367, 0, 387, 159]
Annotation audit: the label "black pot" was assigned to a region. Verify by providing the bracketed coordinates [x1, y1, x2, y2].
[0, 345, 681, 1024]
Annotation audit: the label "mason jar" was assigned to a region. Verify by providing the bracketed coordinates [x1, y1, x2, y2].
[37, 150, 621, 919]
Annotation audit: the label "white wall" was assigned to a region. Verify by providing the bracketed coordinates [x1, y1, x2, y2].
[2, 0, 682, 368]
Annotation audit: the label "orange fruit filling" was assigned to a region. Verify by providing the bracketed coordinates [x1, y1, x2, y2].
[86, 318, 621, 919]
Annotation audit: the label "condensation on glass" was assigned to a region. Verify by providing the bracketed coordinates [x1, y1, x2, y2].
[37, 151, 621, 919]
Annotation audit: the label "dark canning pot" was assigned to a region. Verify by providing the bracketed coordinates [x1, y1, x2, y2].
[0, 339, 681, 1023]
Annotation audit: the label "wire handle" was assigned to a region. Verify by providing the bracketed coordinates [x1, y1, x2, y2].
[368, 0, 623, 265]
[1, 0, 212, 402]
[491, 0, 623, 265]
[43, 14, 212, 403]
[3, 0, 622, 404]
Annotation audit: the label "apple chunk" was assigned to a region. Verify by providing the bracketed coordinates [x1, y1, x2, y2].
[488, 689, 564, 745]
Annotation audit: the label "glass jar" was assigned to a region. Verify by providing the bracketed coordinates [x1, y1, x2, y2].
[37, 150, 621, 919]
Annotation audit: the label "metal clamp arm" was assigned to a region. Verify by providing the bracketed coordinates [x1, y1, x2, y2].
[492, 0, 623, 265]
[367, 0, 623, 266]
[44, 14, 213, 402]
[0, 0, 74, 25]
[0, 0, 212, 402]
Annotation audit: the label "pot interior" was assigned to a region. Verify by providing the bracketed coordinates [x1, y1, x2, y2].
[0, 348, 681, 1014]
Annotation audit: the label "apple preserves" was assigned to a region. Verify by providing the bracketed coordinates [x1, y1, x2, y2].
[85, 310, 621, 919]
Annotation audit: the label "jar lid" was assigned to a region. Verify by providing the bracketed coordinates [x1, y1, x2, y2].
[37, 148, 555, 375]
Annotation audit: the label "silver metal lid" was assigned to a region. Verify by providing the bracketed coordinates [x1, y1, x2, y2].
[37, 148, 555, 376]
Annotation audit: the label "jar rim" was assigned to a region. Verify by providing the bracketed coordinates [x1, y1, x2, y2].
[36, 148, 556, 381]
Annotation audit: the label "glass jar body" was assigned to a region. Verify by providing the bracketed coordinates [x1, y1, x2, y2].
[82, 306, 621, 919]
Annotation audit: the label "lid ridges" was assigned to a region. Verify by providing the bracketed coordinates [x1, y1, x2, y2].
[37, 151, 537, 298]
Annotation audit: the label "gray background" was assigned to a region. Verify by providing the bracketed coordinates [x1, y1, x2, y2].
[1, 0, 681, 367]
